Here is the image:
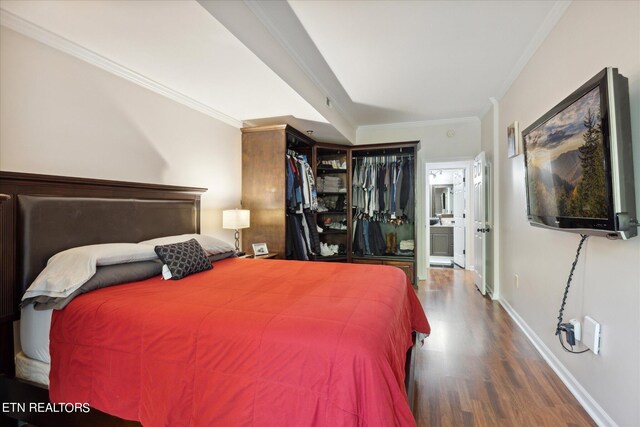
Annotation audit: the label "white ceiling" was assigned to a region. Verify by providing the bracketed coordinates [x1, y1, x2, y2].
[288, 0, 565, 124]
[0, 0, 570, 144]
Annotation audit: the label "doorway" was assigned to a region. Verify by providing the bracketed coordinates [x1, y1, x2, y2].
[426, 161, 472, 270]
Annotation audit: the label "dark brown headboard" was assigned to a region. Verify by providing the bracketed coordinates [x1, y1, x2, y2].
[17, 196, 198, 299]
[0, 171, 207, 323]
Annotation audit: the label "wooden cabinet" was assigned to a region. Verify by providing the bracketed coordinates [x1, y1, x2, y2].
[241, 125, 419, 286]
[241, 125, 314, 259]
[384, 260, 415, 286]
[353, 258, 415, 286]
[351, 258, 382, 265]
[430, 226, 453, 256]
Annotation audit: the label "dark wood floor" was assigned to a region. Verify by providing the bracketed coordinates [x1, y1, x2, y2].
[412, 268, 596, 427]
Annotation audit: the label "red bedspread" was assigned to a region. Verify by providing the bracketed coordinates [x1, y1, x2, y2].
[50, 258, 430, 426]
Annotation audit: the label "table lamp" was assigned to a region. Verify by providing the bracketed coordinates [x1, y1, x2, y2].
[222, 209, 250, 253]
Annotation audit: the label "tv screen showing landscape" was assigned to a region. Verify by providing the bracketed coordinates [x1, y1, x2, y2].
[524, 85, 609, 220]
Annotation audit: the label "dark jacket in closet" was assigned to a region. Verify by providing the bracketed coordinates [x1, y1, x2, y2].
[286, 213, 308, 261]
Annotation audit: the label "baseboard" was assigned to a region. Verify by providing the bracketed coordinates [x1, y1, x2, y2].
[498, 297, 617, 427]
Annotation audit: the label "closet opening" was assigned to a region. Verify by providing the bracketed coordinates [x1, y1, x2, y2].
[351, 144, 418, 286]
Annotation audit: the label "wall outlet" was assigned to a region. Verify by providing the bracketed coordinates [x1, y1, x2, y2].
[515, 274, 519, 288]
[583, 315, 601, 355]
[569, 318, 581, 342]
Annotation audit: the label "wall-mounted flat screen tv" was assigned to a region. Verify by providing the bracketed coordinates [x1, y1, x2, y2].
[522, 67, 636, 239]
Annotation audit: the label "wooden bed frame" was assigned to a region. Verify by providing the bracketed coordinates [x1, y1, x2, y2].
[0, 171, 417, 426]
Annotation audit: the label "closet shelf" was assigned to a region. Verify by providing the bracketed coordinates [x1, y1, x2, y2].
[317, 168, 347, 173]
[319, 229, 347, 234]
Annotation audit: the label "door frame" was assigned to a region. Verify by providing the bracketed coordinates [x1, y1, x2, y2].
[424, 160, 474, 271]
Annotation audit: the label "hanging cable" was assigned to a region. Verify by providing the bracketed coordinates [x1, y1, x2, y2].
[554, 234, 590, 354]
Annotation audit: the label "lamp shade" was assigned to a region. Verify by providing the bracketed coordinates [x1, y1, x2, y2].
[222, 209, 250, 230]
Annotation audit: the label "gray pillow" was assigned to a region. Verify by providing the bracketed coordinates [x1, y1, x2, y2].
[23, 259, 163, 310]
[23, 243, 158, 300]
[22, 252, 235, 310]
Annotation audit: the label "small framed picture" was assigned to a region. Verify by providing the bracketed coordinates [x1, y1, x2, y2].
[507, 121, 520, 158]
[252, 243, 268, 256]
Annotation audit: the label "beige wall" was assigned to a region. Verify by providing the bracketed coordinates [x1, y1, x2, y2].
[357, 118, 481, 159]
[0, 27, 242, 242]
[496, 2, 639, 425]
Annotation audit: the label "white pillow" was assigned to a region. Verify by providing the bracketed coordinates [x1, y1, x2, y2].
[22, 243, 157, 300]
[139, 234, 234, 255]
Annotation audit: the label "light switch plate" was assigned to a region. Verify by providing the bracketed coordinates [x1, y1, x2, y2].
[583, 315, 601, 355]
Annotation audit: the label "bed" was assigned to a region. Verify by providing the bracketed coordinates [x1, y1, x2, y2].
[0, 172, 429, 427]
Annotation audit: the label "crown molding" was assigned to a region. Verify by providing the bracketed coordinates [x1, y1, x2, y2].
[198, 0, 356, 142]
[0, 9, 243, 128]
[495, 0, 572, 101]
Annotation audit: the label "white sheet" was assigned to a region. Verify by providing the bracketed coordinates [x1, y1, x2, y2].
[15, 351, 50, 386]
[20, 304, 52, 363]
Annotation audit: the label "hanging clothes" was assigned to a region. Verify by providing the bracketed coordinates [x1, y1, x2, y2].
[404, 159, 414, 223]
[368, 221, 386, 256]
[351, 155, 414, 222]
[304, 210, 321, 255]
[378, 163, 386, 212]
[286, 151, 317, 213]
[351, 153, 414, 258]
[394, 159, 404, 218]
[285, 150, 319, 260]
[303, 162, 318, 211]
[351, 216, 386, 257]
[286, 213, 308, 260]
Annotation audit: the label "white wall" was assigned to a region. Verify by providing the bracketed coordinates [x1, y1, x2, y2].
[0, 26, 242, 242]
[357, 118, 481, 279]
[495, 2, 639, 425]
[428, 169, 456, 185]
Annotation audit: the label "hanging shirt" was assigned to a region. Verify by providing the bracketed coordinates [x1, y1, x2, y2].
[395, 159, 404, 217]
[304, 162, 318, 211]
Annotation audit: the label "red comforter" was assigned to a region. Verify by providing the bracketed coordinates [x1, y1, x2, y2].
[50, 258, 430, 426]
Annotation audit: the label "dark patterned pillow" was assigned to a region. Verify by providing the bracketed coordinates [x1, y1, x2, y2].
[154, 238, 212, 280]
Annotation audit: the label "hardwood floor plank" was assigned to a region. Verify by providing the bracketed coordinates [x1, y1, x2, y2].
[412, 268, 596, 426]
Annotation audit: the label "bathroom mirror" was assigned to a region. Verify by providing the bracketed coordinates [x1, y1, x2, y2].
[431, 185, 453, 216]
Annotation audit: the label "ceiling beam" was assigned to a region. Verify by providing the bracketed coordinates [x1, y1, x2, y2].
[198, 0, 357, 143]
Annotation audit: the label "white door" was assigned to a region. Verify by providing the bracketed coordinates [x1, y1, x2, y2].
[452, 170, 465, 267]
[473, 153, 488, 295]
